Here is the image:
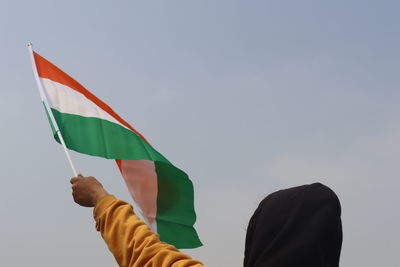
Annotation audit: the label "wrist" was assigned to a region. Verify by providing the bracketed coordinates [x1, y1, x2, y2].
[93, 189, 108, 207]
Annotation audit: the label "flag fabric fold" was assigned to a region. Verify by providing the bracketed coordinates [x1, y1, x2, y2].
[32, 51, 202, 249]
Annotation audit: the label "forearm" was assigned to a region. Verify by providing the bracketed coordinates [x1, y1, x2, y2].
[94, 195, 203, 267]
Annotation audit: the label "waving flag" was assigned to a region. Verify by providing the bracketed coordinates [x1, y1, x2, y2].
[29, 47, 202, 249]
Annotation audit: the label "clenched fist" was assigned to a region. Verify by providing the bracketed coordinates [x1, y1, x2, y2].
[70, 175, 108, 207]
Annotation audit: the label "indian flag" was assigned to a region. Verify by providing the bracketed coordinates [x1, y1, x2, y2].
[29, 48, 202, 249]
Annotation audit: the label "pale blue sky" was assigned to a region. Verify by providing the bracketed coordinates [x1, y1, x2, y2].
[1, 1, 400, 266]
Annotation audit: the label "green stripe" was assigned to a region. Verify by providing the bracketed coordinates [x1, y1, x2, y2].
[51, 108, 170, 163]
[155, 161, 202, 248]
[43, 103, 57, 135]
[49, 108, 202, 248]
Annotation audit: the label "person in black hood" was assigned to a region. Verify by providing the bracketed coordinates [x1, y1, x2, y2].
[244, 183, 343, 267]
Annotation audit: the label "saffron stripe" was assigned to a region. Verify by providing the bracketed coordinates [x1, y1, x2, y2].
[120, 159, 158, 225]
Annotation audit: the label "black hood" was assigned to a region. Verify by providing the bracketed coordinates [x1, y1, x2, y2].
[244, 183, 342, 267]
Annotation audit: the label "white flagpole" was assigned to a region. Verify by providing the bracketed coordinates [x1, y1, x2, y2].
[28, 42, 78, 177]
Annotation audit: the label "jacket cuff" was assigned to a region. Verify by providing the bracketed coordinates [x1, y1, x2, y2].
[93, 194, 116, 221]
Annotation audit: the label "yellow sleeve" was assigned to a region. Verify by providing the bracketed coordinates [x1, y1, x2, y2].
[93, 195, 204, 267]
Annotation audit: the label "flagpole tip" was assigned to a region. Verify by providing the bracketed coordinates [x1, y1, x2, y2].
[27, 42, 32, 47]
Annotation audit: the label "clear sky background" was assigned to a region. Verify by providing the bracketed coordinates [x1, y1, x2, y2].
[1, 1, 400, 266]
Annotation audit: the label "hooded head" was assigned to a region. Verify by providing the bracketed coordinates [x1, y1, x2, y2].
[244, 183, 342, 267]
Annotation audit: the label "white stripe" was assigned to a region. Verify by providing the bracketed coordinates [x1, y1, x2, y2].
[41, 78, 131, 132]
